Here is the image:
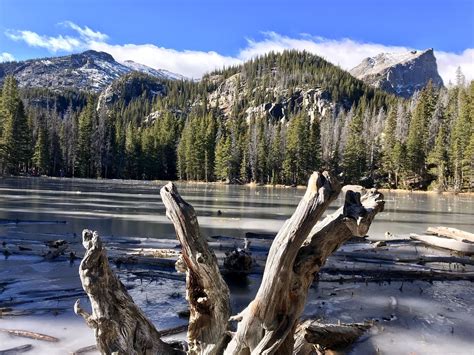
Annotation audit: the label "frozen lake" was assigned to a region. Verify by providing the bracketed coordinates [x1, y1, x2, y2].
[0, 177, 473, 354]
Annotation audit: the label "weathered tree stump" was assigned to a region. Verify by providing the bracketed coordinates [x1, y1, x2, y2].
[224, 171, 341, 354]
[224, 178, 384, 354]
[74, 230, 181, 355]
[161, 182, 231, 355]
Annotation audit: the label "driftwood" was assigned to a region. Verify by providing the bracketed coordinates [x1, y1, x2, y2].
[293, 320, 371, 355]
[426, 226, 474, 243]
[76, 173, 387, 354]
[0, 344, 33, 354]
[224, 171, 341, 354]
[74, 230, 181, 355]
[410, 233, 474, 254]
[0, 328, 59, 342]
[160, 182, 231, 355]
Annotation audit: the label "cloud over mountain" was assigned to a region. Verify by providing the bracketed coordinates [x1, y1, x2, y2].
[5, 22, 473, 83]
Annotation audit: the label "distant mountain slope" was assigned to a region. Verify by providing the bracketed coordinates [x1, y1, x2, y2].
[0, 50, 183, 93]
[121, 60, 186, 81]
[350, 48, 444, 97]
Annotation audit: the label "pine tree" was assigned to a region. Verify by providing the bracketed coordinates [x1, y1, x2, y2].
[308, 117, 322, 171]
[406, 82, 436, 177]
[450, 83, 472, 190]
[124, 122, 141, 179]
[342, 112, 366, 183]
[76, 97, 95, 178]
[427, 124, 449, 190]
[381, 107, 397, 185]
[268, 123, 283, 184]
[214, 134, 231, 181]
[33, 123, 50, 175]
[283, 112, 310, 185]
[0, 76, 32, 174]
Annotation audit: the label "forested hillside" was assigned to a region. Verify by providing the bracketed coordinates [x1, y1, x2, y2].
[0, 51, 472, 191]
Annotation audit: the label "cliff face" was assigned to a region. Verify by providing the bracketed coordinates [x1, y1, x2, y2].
[350, 49, 444, 97]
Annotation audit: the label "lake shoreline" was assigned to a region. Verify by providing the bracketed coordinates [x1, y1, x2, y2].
[4, 174, 474, 196]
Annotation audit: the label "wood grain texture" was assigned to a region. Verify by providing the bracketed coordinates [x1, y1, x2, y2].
[161, 182, 231, 355]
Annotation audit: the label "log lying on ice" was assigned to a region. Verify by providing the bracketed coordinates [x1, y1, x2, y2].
[161, 182, 231, 355]
[224, 171, 342, 355]
[293, 320, 372, 355]
[426, 226, 474, 243]
[225, 175, 384, 355]
[0, 344, 33, 354]
[410, 233, 474, 254]
[74, 230, 182, 355]
[0, 328, 59, 342]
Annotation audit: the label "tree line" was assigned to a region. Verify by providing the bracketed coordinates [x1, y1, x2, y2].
[0, 53, 472, 191]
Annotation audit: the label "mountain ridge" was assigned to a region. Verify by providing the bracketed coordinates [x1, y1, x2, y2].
[0, 50, 183, 93]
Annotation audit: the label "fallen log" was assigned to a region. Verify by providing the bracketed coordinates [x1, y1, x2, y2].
[410, 234, 474, 254]
[224, 171, 342, 354]
[74, 230, 182, 355]
[71, 345, 97, 355]
[334, 251, 474, 266]
[426, 226, 474, 243]
[0, 344, 33, 354]
[161, 182, 231, 355]
[0, 328, 59, 342]
[293, 320, 371, 355]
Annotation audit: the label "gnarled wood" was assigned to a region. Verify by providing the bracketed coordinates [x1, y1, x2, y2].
[160, 182, 231, 355]
[74, 230, 180, 355]
[293, 320, 371, 355]
[224, 171, 341, 355]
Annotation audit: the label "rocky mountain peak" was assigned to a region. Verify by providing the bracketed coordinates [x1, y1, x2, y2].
[350, 48, 443, 97]
[0, 50, 183, 93]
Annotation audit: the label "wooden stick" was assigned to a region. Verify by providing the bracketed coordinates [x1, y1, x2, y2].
[0, 344, 33, 354]
[0, 328, 59, 342]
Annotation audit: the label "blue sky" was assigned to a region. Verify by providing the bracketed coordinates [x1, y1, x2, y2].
[1, 0, 473, 81]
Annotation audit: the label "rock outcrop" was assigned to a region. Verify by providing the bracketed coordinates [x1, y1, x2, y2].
[350, 48, 443, 97]
[96, 72, 167, 113]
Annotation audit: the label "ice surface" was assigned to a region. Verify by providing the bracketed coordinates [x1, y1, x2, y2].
[0, 177, 473, 354]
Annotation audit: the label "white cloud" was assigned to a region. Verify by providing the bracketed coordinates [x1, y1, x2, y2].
[4, 23, 473, 83]
[89, 42, 241, 79]
[5, 22, 107, 53]
[436, 49, 474, 85]
[6, 29, 83, 52]
[238, 32, 474, 85]
[0, 52, 14, 62]
[61, 21, 108, 42]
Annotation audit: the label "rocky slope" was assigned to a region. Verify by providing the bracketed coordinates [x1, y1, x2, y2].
[0, 50, 182, 93]
[97, 72, 167, 112]
[350, 48, 443, 97]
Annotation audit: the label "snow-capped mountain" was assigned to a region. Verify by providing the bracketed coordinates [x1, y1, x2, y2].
[350, 48, 444, 97]
[121, 60, 186, 81]
[0, 50, 184, 93]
